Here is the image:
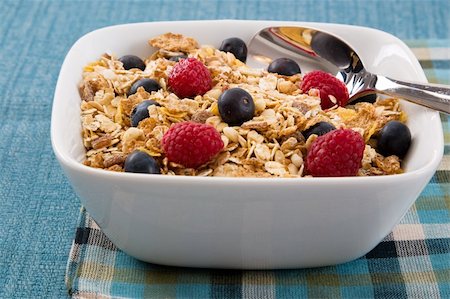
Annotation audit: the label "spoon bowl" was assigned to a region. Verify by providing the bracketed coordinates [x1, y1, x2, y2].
[248, 26, 450, 113]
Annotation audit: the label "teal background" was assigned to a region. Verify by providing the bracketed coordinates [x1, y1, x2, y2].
[0, 0, 448, 297]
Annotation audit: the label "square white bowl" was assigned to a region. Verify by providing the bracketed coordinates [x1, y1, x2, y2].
[51, 20, 443, 269]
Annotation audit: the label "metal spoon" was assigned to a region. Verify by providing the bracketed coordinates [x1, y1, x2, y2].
[248, 26, 450, 114]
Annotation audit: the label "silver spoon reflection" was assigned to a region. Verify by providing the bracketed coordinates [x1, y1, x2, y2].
[248, 26, 450, 114]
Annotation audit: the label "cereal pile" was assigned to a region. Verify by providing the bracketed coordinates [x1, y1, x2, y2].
[79, 33, 408, 177]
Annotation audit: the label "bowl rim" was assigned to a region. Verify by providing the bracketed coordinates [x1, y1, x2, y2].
[51, 20, 444, 186]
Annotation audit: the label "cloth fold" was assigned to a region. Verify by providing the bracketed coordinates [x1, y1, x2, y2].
[65, 40, 450, 299]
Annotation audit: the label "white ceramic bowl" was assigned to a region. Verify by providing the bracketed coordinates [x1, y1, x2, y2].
[51, 20, 443, 269]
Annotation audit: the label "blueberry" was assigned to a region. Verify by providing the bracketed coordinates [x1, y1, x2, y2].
[131, 100, 159, 127]
[219, 37, 248, 63]
[302, 122, 336, 140]
[128, 78, 161, 96]
[168, 54, 188, 62]
[351, 93, 377, 104]
[118, 55, 146, 71]
[124, 150, 160, 174]
[218, 88, 255, 126]
[267, 58, 301, 76]
[377, 121, 411, 158]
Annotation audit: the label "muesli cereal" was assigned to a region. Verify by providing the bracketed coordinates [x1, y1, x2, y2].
[78, 33, 410, 177]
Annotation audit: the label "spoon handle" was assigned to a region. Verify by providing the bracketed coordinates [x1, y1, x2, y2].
[374, 76, 450, 114]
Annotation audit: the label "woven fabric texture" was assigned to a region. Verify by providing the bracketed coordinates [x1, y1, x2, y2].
[0, 0, 449, 298]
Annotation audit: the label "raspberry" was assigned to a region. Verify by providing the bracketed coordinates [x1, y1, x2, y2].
[162, 121, 224, 168]
[301, 70, 349, 110]
[168, 58, 212, 99]
[306, 129, 365, 177]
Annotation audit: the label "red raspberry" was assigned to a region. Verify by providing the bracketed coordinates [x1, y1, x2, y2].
[162, 121, 224, 168]
[306, 129, 365, 177]
[168, 58, 212, 99]
[300, 70, 349, 110]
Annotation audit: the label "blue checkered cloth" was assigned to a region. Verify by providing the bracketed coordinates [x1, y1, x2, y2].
[65, 40, 450, 299]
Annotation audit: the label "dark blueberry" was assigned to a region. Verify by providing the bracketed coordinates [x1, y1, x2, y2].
[131, 100, 159, 127]
[128, 78, 161, 96]
[267, 58, 301, 76]
[118, 55, 146, 71]
[219, 37, 248, 63]
[350, 93, 377, 104]
[168, 54, 188, 62]
[124, 151, 160, 174]
[302, 122, 336, 140]
[218, 88, 255, 126]
[377, 121, 411, 158]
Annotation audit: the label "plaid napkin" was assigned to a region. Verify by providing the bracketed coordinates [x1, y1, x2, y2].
[65, 41, 450, 299]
